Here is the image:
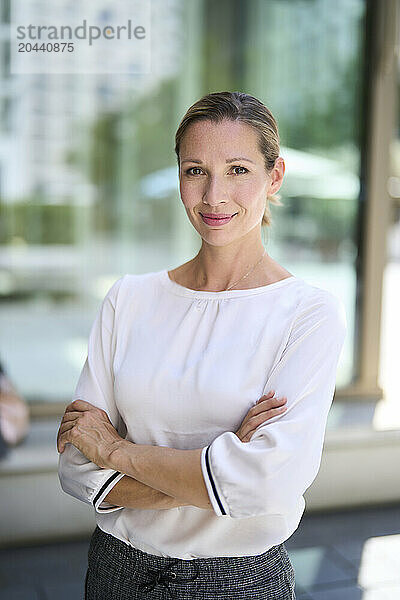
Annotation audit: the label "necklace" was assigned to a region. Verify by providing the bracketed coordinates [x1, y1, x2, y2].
[224, 249, 267, 291]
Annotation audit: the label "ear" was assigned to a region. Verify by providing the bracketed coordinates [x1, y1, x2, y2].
[268, 157, 285, 195]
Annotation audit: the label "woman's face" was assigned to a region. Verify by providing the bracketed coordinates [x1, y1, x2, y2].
[178, 118, 284, 246]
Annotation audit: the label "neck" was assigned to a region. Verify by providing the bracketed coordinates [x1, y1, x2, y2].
[190, 244, 269, 292]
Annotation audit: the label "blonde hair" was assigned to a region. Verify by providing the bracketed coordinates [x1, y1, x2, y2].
[174, 91, 283, 227]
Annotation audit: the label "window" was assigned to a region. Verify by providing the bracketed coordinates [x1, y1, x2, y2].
[0, 0, 367, 406]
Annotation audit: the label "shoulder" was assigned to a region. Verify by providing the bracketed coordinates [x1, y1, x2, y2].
[290, 279, 347, 338]
[102, 270, 162, 309]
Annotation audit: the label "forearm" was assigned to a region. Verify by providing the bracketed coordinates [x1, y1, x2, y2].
[103, 475, 193, 510]
[109, 442, 212, 510]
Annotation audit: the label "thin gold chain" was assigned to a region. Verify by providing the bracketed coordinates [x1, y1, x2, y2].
[224, 249, 267, 291]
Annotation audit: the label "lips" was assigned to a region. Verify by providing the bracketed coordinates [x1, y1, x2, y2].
[200, 212, 238, 226]
[201, 213, 236, 218]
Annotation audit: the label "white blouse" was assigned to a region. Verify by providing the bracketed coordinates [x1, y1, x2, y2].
[58, 268, 347, 559]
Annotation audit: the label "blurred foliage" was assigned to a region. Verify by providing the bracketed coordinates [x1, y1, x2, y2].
[278, 57, 363, 153]
[204, 0, 247, 91]
[65, 78, 177, 235]
[0, 201, 75, 245]
[273, 196, 358, 260]
[0, 1, 365, 257]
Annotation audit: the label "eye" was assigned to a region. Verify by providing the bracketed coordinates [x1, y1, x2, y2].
[185, 167, 204, 176]
[232, 166, 248, 175]
[184, 165, 249, 176]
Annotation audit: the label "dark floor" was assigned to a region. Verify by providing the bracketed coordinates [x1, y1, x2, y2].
[1, 504, 399, 599]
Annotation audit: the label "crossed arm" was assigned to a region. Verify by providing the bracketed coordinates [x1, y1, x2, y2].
[56, 399, 207, 509]
[104, 446, 211, 510]
[58, 288, 345, 517]
[57, 391, 283, 511]
[102, 474, 194, 510]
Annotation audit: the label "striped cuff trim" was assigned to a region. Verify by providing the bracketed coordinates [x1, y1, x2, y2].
[205, 446, 227, 516]
[93, 471, 122, 509]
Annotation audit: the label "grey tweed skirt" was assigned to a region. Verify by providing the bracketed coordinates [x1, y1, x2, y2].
[85, 525, 296, 599]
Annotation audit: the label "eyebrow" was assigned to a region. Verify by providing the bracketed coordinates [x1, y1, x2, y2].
[181, 157, 256, 165]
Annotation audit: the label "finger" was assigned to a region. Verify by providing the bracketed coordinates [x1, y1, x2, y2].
[57, 422, 75, 450]
[60, 411, 82, 423]
[57, 430, 70, 453]
[242, 406, 288, 441]
[65, 399, 97, 412]
[58, 437, 71, 453]
[57, 414, 79, 439]
[240, 405, 287, 438]
[58, 419, 85, 451]
[249, 405, 287, 427]
[58, 422, 75, 436]
[238, 394, 286, 440]
[251, 396, 287, 416]
[257, 390, 275, 403]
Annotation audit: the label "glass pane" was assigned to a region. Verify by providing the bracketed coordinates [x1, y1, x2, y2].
[243, 0, 366, 387]
[0, 0, 365, 402]
[0, 0, 196, 402]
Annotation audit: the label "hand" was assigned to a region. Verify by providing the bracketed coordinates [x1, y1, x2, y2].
[56, 399, 125, 468]
[235, 390, 287, 443]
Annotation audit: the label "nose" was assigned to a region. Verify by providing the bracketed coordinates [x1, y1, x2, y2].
[202, 175, 228, 206]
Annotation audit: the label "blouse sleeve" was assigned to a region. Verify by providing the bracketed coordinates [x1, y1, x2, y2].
[200, 289, 347, 518]
[58, 276, 127, 513]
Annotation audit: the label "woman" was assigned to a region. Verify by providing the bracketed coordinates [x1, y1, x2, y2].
[57, 91, 346, 599]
